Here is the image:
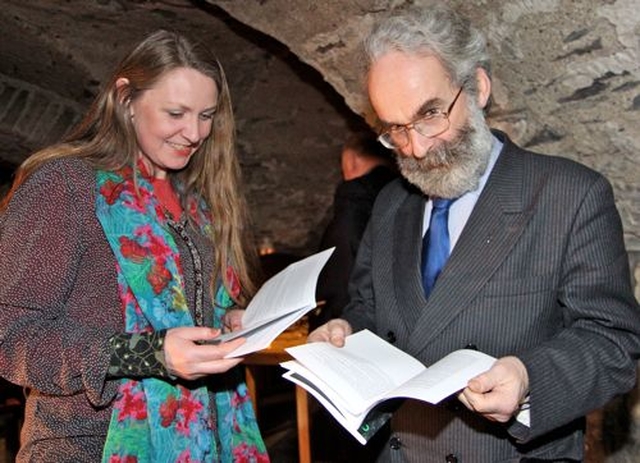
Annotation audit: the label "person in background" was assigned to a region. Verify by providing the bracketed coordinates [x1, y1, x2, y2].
[311, 130, 397, 460]
[0, 30, 268, 462]
[313, 130, 396, 329]
[309, 5, 640, 462]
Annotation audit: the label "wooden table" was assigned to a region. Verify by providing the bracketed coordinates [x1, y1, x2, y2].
[243, 320, 311, 463]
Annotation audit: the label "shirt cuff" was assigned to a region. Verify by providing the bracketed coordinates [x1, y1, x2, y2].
[515, 394, 531, 427]
[107, 330, 171, 379]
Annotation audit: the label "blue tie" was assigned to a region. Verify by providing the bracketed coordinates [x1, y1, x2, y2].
[421, 198, 455, 298]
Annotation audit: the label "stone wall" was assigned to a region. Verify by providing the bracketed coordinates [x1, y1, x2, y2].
[0, 0, 364, 255]
[210, 0, 640, 255]
[0, 1, 639, 458]
[2, 0, 638, 257]
[210, 2, 640, 460]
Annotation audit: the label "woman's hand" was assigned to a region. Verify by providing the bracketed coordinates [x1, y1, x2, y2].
[163, 326, 245, 380]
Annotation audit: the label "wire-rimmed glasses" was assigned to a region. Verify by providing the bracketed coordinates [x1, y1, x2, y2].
[377, 85, 465, 150]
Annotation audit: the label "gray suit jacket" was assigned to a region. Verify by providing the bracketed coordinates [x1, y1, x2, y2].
[342, 132, 640, 462]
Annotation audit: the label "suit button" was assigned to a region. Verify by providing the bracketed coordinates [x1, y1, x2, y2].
[445, 454, 458, 463]
[386, 331, 397, 344]
[443, 396, 462, 412]
[389, 436, 401, 450]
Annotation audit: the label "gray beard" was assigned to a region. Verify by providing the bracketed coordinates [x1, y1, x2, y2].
[395, 106, 494, 199]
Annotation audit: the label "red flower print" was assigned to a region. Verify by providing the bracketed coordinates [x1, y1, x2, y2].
[148, 261, 172, 294]
[100, 179, 125, 205]
[121, 166, 134, 178]
[233, 443, 270, 462]
[226, 266, 241, 298]
[121, 287, 136, 306]
[230, 390, 250, 408]
[119, 236, 148, 263]
[122, 196, 147, 214]
[146, 232, 174, 260]
[116, 383, 147, 422]
[160, 395, 179, 427]
[187, 199, 199, 218]
[232, 443, 249, 460]
[176, 391, 204, 435]
[176, 450, 196, 463]
[108, 455, 138, 463]
[155, 204, 168, 222]
[135, 226, 175, 266]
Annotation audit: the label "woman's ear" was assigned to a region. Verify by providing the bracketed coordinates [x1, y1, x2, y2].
[115, 77, 133, 116]
[474, 68, 492, 110]
[116, 77, 131, 105]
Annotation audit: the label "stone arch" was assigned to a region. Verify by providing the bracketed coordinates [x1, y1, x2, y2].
[0, 73, 83, 165]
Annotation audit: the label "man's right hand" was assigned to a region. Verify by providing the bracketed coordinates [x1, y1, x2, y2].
[307, 318, 353, 347]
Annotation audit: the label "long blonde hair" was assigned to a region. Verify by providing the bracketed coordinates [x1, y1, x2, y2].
[2, 30, 258, 305]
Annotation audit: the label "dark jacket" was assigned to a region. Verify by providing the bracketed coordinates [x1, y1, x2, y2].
[314, 165, 397, 327]
[0, 158, 219, 462]
[343, 132, 640, 462]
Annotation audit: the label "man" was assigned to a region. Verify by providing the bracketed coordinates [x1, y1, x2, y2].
[309, 5, 640, 462]
[313, 130, 397, 328]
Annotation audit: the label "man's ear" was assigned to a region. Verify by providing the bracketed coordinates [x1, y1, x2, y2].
[339, 149, 353, 180]
[475, 68, 492, 110]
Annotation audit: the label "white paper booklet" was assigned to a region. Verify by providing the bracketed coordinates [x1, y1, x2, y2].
[219, 247, 334, 358]
[281, 329, 496, 444]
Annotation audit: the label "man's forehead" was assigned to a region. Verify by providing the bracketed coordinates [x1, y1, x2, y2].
[368, 52, 453, 125]
[368, 51, 449, 85]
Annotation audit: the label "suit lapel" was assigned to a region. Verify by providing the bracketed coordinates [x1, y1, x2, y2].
[392, 189, 427, 329]
[407, 142, 541, 355]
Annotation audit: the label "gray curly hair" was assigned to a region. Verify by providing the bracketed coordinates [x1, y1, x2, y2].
[364, 5, 491, 98]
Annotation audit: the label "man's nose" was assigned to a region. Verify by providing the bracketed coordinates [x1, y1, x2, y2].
[403, 129, 434, 159]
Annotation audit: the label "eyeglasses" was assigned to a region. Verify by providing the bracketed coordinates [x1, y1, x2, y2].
[377, 84, 465, 150]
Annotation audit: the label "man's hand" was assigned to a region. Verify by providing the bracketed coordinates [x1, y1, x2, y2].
[307, 318, 353, 346]
[457, 356, 529, 423]
[222, 309, 244, 332]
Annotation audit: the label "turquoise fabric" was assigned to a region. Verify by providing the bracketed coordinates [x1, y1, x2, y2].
[96, 165, 268, 462]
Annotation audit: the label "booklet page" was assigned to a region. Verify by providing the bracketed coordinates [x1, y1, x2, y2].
[224, 307, 311, 358]
[282, 330, 506, 444]
[281, 365, 370, 444]
[285, 329, 425, 414]
[388, 349, 496, 404]
[243, 247, 334, 327]
[213, 248, 333, 356]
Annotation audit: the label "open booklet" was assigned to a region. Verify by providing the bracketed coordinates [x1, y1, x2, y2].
[215, 247, 334, 358]
[280, 329, 497, 444]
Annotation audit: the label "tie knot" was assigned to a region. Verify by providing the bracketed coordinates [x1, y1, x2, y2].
[432, 198, 455, 210]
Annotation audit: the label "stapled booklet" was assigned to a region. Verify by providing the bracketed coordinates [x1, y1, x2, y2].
[280, 329, 497, 444]
[219, 247, 334, 358]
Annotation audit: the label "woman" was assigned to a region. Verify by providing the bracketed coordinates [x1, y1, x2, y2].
[0, 30, 269, 462]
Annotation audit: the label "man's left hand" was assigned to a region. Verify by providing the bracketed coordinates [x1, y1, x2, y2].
[222, 309, 244, 332]
[457, 356, 529, 423]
